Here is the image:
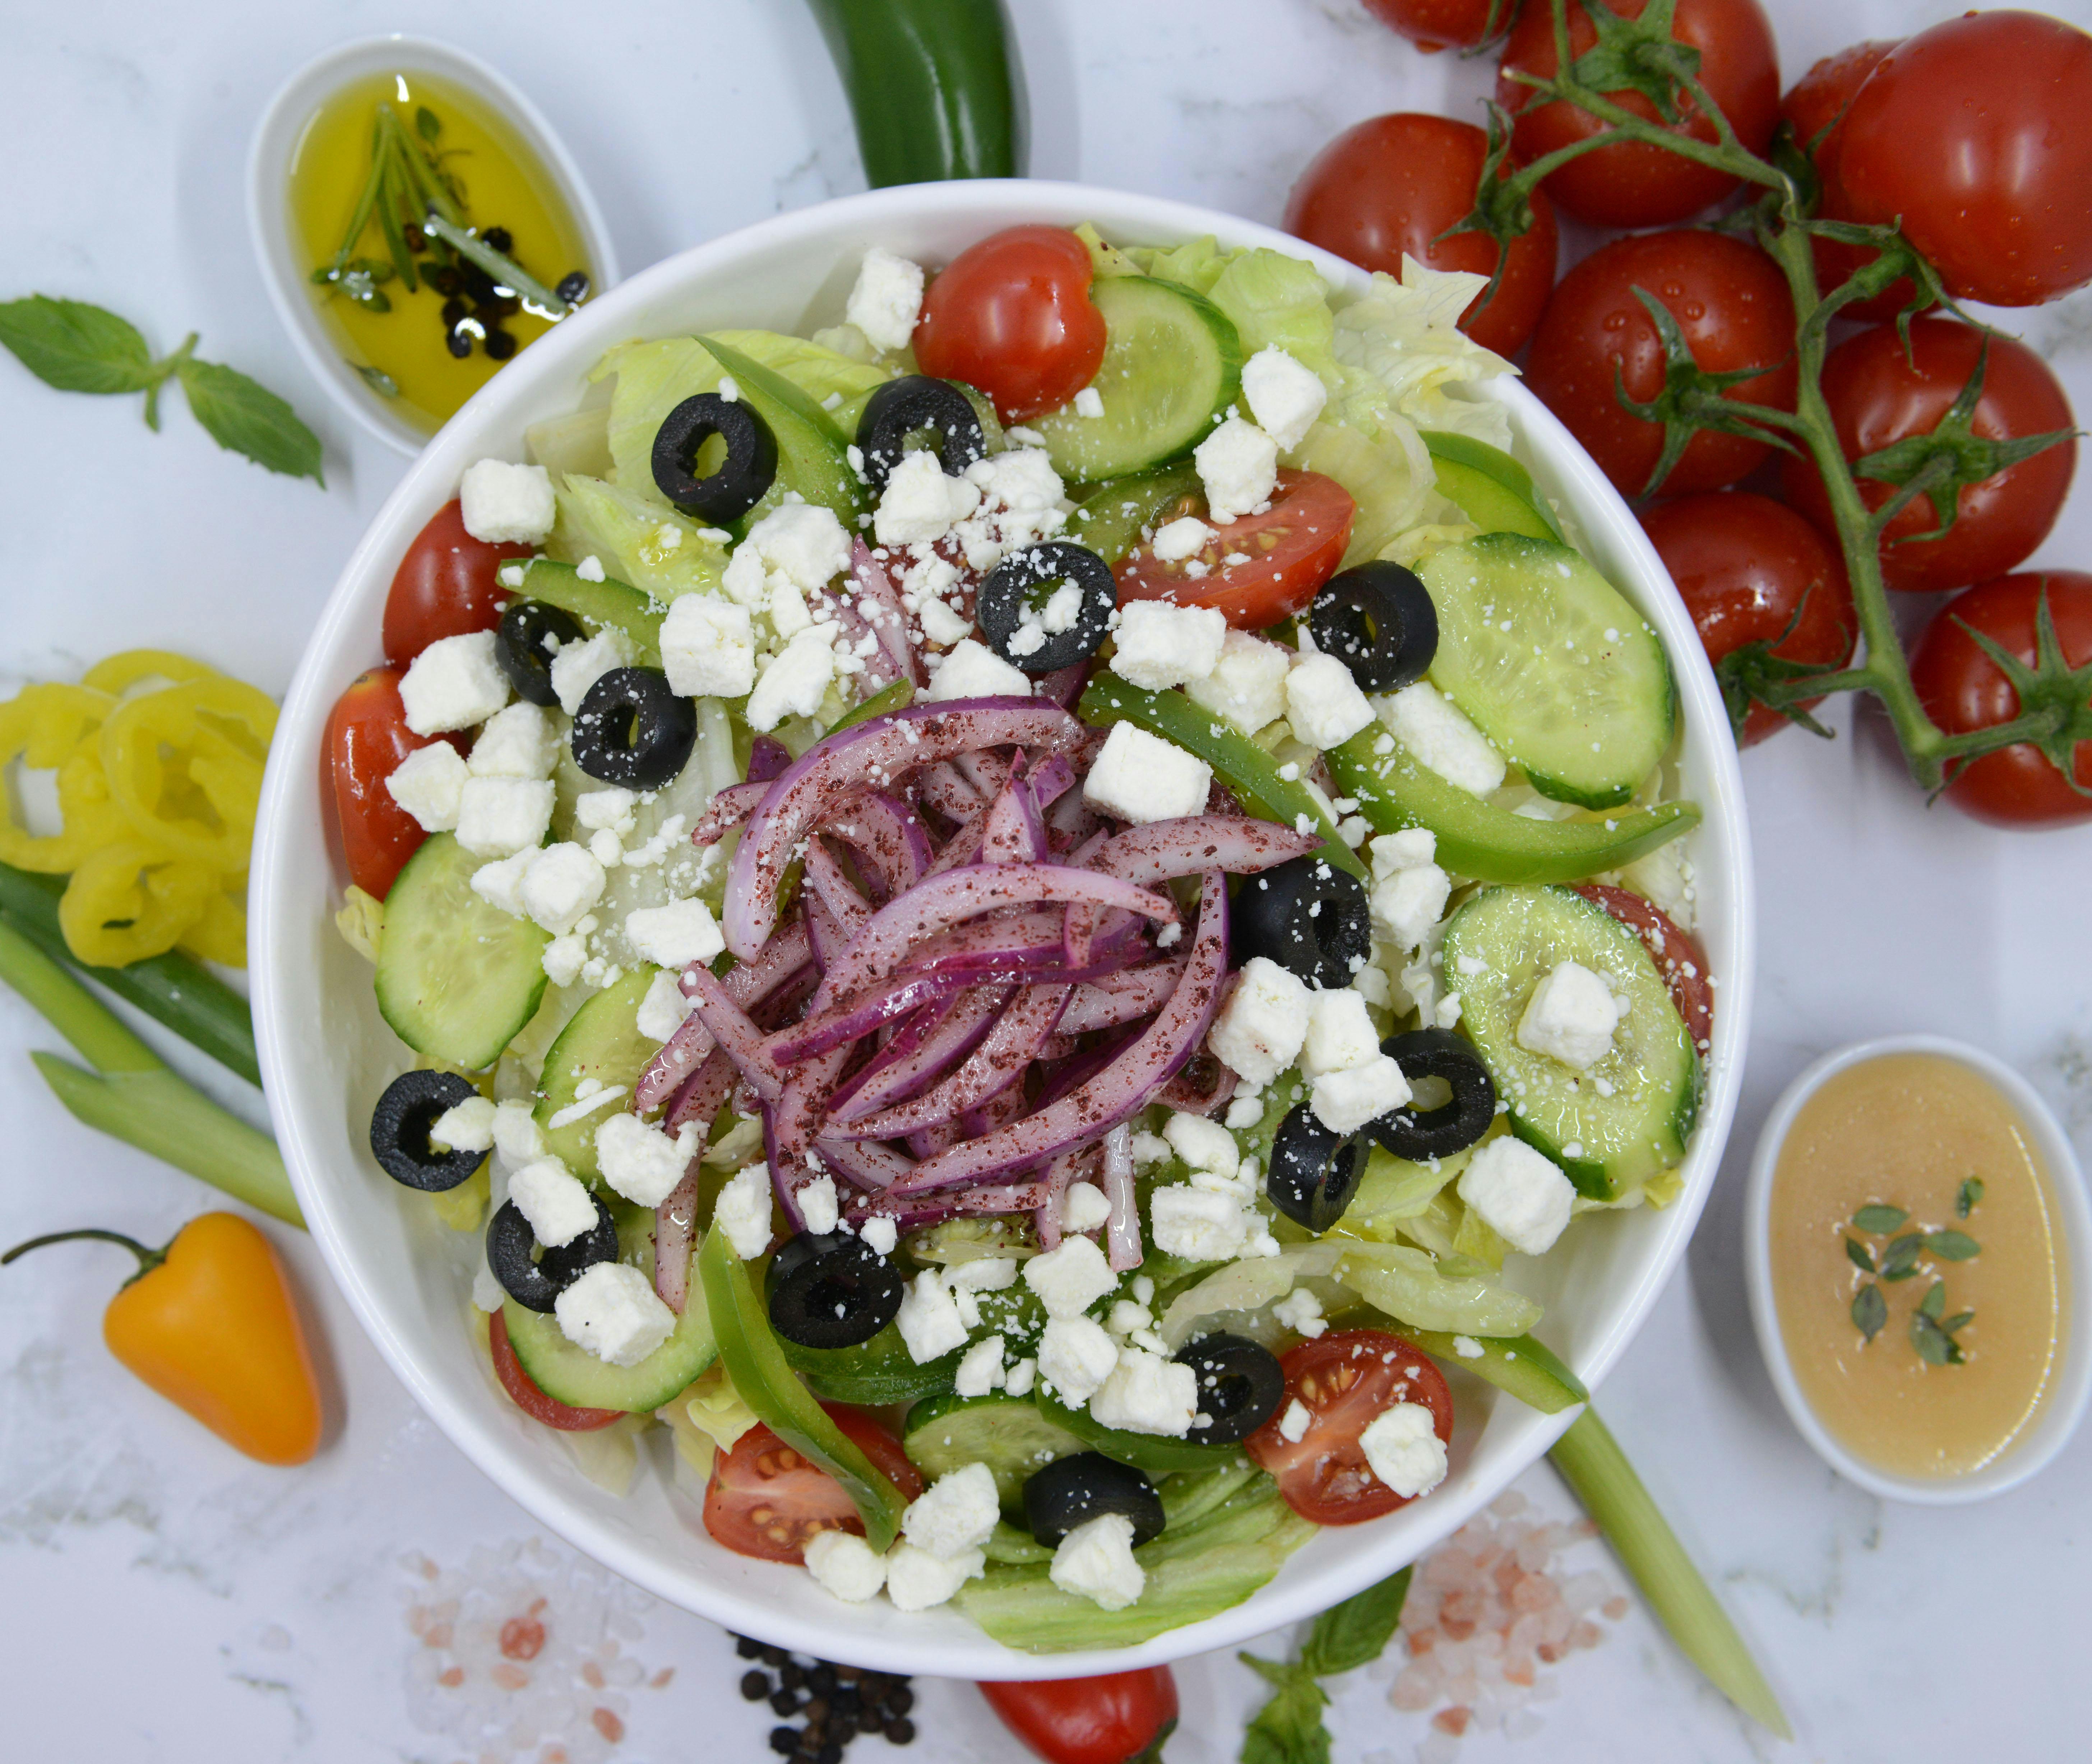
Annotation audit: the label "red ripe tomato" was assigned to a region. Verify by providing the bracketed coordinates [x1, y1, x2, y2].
[980, 1669, 1180, 1764]
[1777, 41, 1910, 323]
[1639, 491, 1855, 746]
[1496, 0, 1780, 227]
[1525, 231, 1796, 498]
[702, 1408, 923, 1564]
[1837, 12, 2092, 308]
[1572, 883, 1714, 1050]
[1781, 320, 2076, 594]
[1114, 470, 1356, 631]
[1283, 113, 1559, 357]
[1246, 1329, 1453, 1525]
[913, 227, 1109, 424]
[1909, 571, 2092, 829]
[382, 499, 533, 668]
[488, 1310, 621, 1431]
[1362, 0, 1523, 55]
[324, 667, 449, 899]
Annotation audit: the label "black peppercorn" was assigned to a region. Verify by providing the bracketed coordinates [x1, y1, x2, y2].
[441, 298, 468, 326]
[741, 1670, 771, 1701]
[735, 1635, 762, 1658]
[484, 329, 517, 362]
[484, 226, 513, 254]
[762, 1645, 790, 1667]
[556, 270, 590, 303]
[768, 1728, 797, 1756]
[883, 1686, 915, 1717]
[444, 328, 472, 359]
[856, 1708, 883, 1735]
[770, 1688, 799, 1717]
[780, 1662, 805, 1690]
[809, 1663, 837, 1695]
[404, 223, 426, 251]
[815, 1745, 842, 1764]
[884, 1717, 916, 1745]
[430, 266, 462, 297]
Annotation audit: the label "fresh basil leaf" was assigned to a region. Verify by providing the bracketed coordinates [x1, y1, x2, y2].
[1851, 1283, 1887, 1342]
[1910, 1309, 1962, 1366]
[1919, 1279, 1946, 1322]
[1238, 1655, 1329, 1764]
[1304, 1568, 1412, 1677]
[1852, 1204, 1908, 1234]
[0, 295, 161, 396]
[1844, 1237, 1875, 1273]
[1927, 1230, 1980, 1262]
[416, 104, 442, 143]
[1956, 1177, 1984, 1219]
[1879, 1233, 1925, 1281]
[176, 358, 324, 484]
[1943, 1310, 1975, 1333]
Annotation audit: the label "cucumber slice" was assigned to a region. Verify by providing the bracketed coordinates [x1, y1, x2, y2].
[1421, 535, 1675, 809]
[1033, 1385, 1244, 1476]
[534, 967, 663, 1180]
[903, 1392, 1086, 1511]
[698, 336, 868, 533]
[375, 833, 549, 1070]
[1068, 461, 1203, 563]
[1441, 885, 1698, 1200]
[503, 1210, 717, 1412]
[782, 1322, 961, 1406]
[520, 559, 664, 667]
[1421, 431, 1566, 543]
[1031, 278, 1243, 480]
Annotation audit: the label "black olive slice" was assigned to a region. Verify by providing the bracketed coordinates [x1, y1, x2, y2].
[766, 1231, 904, 1350]
[485, 1192, 619, 1313]
[571, 666, 697, 788]
[975, 541, 1117, 674]
[652, 391, 779, 523]
[1174, 1332, 1286, 1445]
[495, 598, 587, 707]
[1021, 1452, 1166, 1549]
[854, 376, 988, 497]
[1372, 1027, 1498, 1161]
[370, 1069, 484, 1191]
[1308, 562, 1438, 693]
[1230, 854, 1371, 989]
[1267, 1103, 1371, 1233]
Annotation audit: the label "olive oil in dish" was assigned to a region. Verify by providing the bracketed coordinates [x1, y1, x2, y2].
[288, 69, 591, 433]
[1769, 1052, 2069, 1480]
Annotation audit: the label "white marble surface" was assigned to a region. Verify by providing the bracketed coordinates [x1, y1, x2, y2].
[4, 1, 2090, 1759]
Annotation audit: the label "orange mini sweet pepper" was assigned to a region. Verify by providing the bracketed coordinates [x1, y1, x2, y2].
[3, 1211, 323, 1464]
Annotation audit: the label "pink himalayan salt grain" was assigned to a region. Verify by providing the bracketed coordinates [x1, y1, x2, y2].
[425, 1623, 455, 1650]
[490, 1662, 529, 1692]
[592, 1708, 625, 1742]
[439, 1667, 465, 1688]
[651, 1667, 676, 1689]
[1603, 1596, 1631, 1621]
[1432, 1707, 1473, 1737]
[582, 1661, 606, 1690]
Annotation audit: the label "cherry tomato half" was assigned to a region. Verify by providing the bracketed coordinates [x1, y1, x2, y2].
[1640, 492, 1854, 747]
[1246, 1329, 1453, 1526]
[1115, 469, 1356, 631]
[1781, 319, 2076, 595]
[702, 1407, 923, 1565]
[1362, 0, 1520, 54]
[1572, 883, 1714, 1050]
[324, 667, 449, 899]
[1777, 40, 1910, 324]
[1496, 0, 1780, 228]
[913, 226, 1109, 424]
[489, 1309, 622, 1431]
[1526, 230, 1796, 498]
[1283, 113, 1559, 357]
[1837, 11, 2092, 308]
[382, 499, 534, 668]
[1909, 571, 2092, 830]
[980, 1668, 1180, 1764]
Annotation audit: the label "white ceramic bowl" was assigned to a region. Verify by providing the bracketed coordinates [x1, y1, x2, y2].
[1744, 1034, 2092, 1504]
[249, 182, 1755, 1676]
[246, 34, 621, 455]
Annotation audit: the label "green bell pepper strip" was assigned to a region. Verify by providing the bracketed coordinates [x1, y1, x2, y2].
[1325, 727, 1698, 885]
[1068, 462, 1203, 564]
[826, 677, 915, 737]
[806, 0, 1025, 186]
[520, 560, 663, 667]
[1421, 430, 1566, 544]
[1391, 1324, 1588, 1415]
[1033, 1382, 1245, 1475]
[698, 1226, 910, 1550]
[1077, 679, 1368, 882]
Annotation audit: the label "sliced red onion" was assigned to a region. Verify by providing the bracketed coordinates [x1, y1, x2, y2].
[925, 810, 989, 876]
[828, 794, 932, 899]
[760, 1105, 808, 1234]
[890, 871, 1227, 1193]
[1060, 961, 1188, 1034]
[1026, 753, 1078, 809]
[962, 1086, 1027, 1139]
[749, 966, 819, 1031]
[1101, 1123, 1140, 1272]
[1159, 1054, 1238, 1118]
[1035, 1033, 1079, 1063]
[690, 780, 768, 848]
[1033, 1144, 1100, 1251]
[980, 770, 1047, 865]
[907, 1120, 961, 1160]
[1047, 785, 1103, 850]
[1084, 815, 1318, 886]
[654, 1166, 702, 1313]
[814, 579, 898, 696]
[849, 539, 923, 687]
[748, 735, 794, 784]
[953, 748, 1011, 803]
[916, 760, 983, 825]
[665, 1045, 736, 1133]
[1035, 1020, 1148, 1111]
[768, 969, 967, 1063]
[959, 1179, 1053, 1214]
[826, 984, 1010, 1119]
[769, 1041, 854, 1194]
[830, 982, 1069, 1139]
[814, 1136, 915, 1193]
[1035, 659, 1091, 709]
[682, 965, 786, 1103]
[637, 921, 814, 1110]
[805, 844, 871, 942]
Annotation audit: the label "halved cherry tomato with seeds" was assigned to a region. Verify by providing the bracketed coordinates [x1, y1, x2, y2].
[324, 667, 453, 899]
[383, 499, 534, 669]
[1573, 884, 1713, 1052]
[1115, 469, 1356, 631]
[703, 1406, 924, 1564]
[489, 1310, 621, 1431]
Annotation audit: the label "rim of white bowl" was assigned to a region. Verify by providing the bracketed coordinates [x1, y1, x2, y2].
[1744, 1033, 2092, 1505]
[245, 33, 622, 458]
[250, 179, 1755, 1676]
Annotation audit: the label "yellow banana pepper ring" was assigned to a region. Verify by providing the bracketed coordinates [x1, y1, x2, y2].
[177, 877, 249, 968]
[81, 650, 222, 697]
[98, 677, 276, 872]
[59, 839, 218, 968]
[0, 684, 122, 872]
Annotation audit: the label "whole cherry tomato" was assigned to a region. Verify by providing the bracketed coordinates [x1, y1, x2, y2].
[1246, 1329, 1453, 1525]
[1572, 883, 1714, 1050]
[1909, 571, 2092, 829]
[1283, 113, 1559, 356]
[489, 1310, 621, 1431]
[1496, 0, 1780, 227]
[913, 226, 1109, 423]
[1777, 40, 1910, 323]
[1837, 11, 2092, 308]
[324, 667, 450, 899]
[1362, 0, 1523, 55]
[1114, 470, 1356, 630]
[1781, 319, 2076, 594]
[1526, 230, 1796, 497]
[702, 1407, 923, 1564]
[382, 499, 533, 668]
[1640, 492, 1854, 747]
[981, 1669, 1180, 1764]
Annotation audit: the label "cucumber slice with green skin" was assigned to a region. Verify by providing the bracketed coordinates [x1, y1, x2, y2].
[1421, 534, 1675, 811]
[375, 833, 549, 1070]
[903, 1392, 1087, 1511]
[698, 336, 868, 534]
[1326, 727, 1699, 884]
[520, 559, 663, 667]
[501, 1210, 717, 1412]
[534, 967, 662, 1180]
[1034, 1384, 1245, 1476]
[1441, 885, 1698, 1200]
[1421, 431, 1566, 543]
[1067, 461, 1203, 563]
[1389, 1324, 1587, 1415]
[1032, 278, 1244, 481]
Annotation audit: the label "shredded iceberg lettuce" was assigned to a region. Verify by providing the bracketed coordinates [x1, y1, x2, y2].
[1331, 256, 1517, 450]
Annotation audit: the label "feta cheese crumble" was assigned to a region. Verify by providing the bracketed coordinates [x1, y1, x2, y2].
[1110, 599, 1227, 692]
[400, 631, 509, 735]
[1458, 1136, 1575, 1256]
[1357, 1401, 1449, 1499]
[1194, 416, 1279, 523]
[1049, 1513, 1145, 1611]
[1240, 346, 1328, 451]
[845, 247, 926, 354]
[554, 1262, 675, 1367]
[459, 458, 555, 545]
[1207, 956, 1311, 1085]
[1516, 960, 1621, 1071]
[1379, 681, 1506, 797]
[803, 1530, 887, 1603]
[1083, 721, 1211, 824]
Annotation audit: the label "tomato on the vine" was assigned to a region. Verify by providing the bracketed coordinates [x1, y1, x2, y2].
[1781, 319, 2075, 595]
[324, 667, 450, 899]
[702, 1408, 923, 1565]
[1640, 491, 1854, 747]
[1115, 469, 1355, 630]
[1362, 0, 1522, 55]
[1283, 113, 1558, 356]
[488, 1310, 621, 1431]
[980, 1669, 1180, 1764]
[1778, 40, 1911, 324]
[1837, 11, 2092, 308]
[913, 226, 1108, 424]
[1909, 571, 2092, 830]
[1525, 230, 1796, 498]
[1573, 883, 1714, 1049]
[1246, 1329, 1453, 1525]
[382, 499, 533, 669]
[1496, 0, 1780, 228]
